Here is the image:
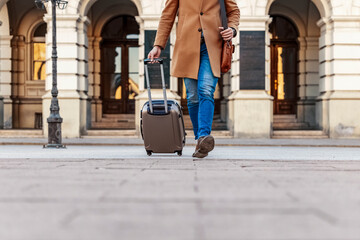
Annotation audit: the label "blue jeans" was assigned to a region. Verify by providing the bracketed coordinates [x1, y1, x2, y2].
[184, 42, 218, 140]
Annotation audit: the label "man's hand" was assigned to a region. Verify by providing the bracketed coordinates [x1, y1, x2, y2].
[219, 27, 234, 41]
[147, 46, 162, 63]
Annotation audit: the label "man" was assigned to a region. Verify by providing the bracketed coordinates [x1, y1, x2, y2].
[148, 0, 240, 158]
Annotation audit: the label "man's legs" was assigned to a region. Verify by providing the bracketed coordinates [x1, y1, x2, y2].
[184, 42, 218, 157]
[197, 43, 218, 138]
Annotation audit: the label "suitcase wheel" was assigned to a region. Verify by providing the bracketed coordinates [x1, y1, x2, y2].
[177, 151, 182, 156]
[147, 150, 152, 156]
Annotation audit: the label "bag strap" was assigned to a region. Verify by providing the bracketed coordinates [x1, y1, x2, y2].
[219, 0, 228, 29]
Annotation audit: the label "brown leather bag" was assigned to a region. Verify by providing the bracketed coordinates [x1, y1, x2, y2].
[221, 40, 235, 73]
[219, 0, 235, 73]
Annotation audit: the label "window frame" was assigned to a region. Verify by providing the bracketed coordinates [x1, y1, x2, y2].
[31, 29, 47, 81]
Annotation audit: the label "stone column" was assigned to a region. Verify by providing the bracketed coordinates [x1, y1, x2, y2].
[221, 72, 231, 122]
[316, 17, 332, 133]
[0, 96, 3, 128]
[11, 35, 26, 129]
[297, 37, 319, 127]
[0, 8, 12, 129]
[317, 17, 360, 138]
[0, 35, 13, 129]
[77, 16, 91, 132]
[88, 36, 102, 124]
[0, 20, 2, 128]
[42, 13, 89, 138]
[228, 16, 273, 138]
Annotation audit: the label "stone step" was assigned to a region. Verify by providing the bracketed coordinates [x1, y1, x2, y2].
[186, 130, 233, 139]
[84, 129, 137, 137]
[91, 122, 135, 129]
[93, 115, 227, 130]
[274, 114, 296, 119]
[85, 129, 232, 139]
[273, 115, 301, 124]
[272, 130, 328, 139]
[92, 114, 135, 128]
[273, 130, 326, 136]
[184, 122, 228, 130]
[0, 129, 43, 138]
[273, 118, 298, 123]
[183, 115, 227, 130]
[99, 118, 135, 123]
[273, 122, 311, 130]
[102, 114, 135, 119]
[272, 135, 329, 139]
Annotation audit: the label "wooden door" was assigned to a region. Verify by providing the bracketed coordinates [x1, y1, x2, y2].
[271, 43, 298, 114]
[101, 41, 139, 114]
[269, 15, 299, 115]
[100, 15, 140, 115]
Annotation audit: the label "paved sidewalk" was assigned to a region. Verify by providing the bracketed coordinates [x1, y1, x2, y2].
[0, 145, 360, 240]
[1, 137, 360, 148]
[1, 145, 360, 160]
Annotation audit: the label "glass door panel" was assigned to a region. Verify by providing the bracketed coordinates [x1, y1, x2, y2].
[113, 47, 122, 99]
[102, 46, 124, 114]
[128, 47, 139, 100]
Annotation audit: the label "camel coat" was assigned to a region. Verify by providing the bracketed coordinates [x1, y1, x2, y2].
[153, 0, 240, 79]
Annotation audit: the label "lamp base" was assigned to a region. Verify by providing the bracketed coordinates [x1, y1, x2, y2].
[43, 144, 66, 149]
[47, 118, 63, 148]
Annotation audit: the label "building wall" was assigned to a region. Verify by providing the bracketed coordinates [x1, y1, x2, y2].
[0, 0, 360, 138]
[0, 1, 46, 129]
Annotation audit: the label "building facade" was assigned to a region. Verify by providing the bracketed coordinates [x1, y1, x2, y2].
[0, 0, 360, 139]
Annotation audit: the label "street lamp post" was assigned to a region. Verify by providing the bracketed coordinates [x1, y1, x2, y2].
[35, 0, 68, 148]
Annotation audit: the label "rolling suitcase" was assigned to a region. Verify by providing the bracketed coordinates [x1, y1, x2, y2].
[141, 58, 186, 156]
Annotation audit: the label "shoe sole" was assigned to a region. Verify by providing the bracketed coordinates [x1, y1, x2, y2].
[192, 150, 208, 158]
[199, 135, 215, 154]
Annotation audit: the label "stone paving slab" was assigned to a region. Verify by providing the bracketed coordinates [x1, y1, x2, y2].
[0, 146, 359, 240]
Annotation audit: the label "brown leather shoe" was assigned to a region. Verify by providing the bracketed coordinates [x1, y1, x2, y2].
[198, 135, 215, 153]
[192, 149, 208, 158]
[192, 137, 206, 158]
[192, 135, 214, 158]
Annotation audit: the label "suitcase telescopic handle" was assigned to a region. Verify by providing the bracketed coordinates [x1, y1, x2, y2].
[143, 58, 168, 114]
[144, 58, 163, 65]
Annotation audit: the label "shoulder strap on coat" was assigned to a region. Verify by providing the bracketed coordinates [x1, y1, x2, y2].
[219, 0, 228, 29]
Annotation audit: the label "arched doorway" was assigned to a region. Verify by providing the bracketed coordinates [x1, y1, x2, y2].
[269, 0, 321, 131]
[86, 0, 140, 130]
[101, 15, 139, 115]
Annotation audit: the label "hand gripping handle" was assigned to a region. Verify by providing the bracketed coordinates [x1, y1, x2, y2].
[144, 58, 163, 65]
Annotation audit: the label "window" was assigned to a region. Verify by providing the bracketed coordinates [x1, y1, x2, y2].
[32, 23, 47, 81]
